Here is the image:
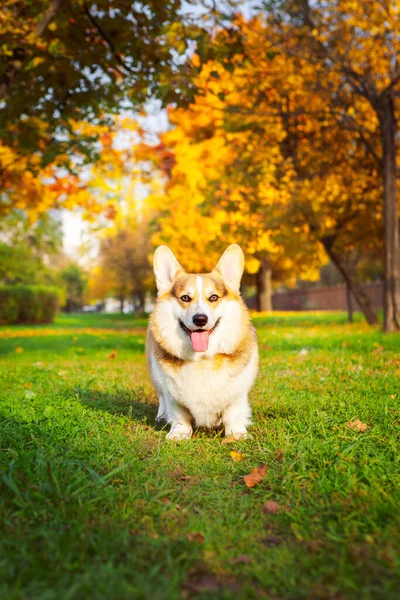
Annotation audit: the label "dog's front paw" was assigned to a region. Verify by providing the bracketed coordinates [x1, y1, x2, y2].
[166, 425, 193, 440]
[166, 430, 192, 441]
[224, 431, 252, 441]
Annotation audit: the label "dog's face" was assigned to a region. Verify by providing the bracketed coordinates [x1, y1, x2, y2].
[152, 245, 246, 357]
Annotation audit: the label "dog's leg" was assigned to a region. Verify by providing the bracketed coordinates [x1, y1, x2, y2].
[222, 396, 252, 439]
[166, 402, 193, 440]
[155, 394, 166, 422]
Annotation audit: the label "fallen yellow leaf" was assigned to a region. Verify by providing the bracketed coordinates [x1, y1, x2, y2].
[15, 347, 24, 353]
[230, 451, 245, 462]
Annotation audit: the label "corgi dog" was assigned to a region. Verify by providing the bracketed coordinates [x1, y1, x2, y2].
[146, 244, 258, 440]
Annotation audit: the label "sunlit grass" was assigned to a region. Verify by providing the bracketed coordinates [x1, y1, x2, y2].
[0, 312, 399, 599]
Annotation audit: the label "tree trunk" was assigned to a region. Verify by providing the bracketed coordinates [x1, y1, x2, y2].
[137, 290, 146, 315]
[119, 297, 125, 314]
[321, 240, 379, 325]
[256, 256, 272, 312]
[346, 283, 353, 323]
[133, 295, 142, 317]
[379, 96, 400, 332]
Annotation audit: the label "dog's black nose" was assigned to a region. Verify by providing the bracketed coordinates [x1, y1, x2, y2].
[193, 313, 208, 328]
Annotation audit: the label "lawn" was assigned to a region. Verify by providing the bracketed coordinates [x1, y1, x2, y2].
[1, 312, 399, 599]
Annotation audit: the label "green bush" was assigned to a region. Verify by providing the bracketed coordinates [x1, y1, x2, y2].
[0, 285, 62, 325]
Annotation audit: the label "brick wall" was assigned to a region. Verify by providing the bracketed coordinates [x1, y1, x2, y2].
[271, 282, 383, 311]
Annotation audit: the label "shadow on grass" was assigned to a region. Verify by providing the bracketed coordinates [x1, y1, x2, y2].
[74, 385, 167, 431]
[74, 386, 228, 439]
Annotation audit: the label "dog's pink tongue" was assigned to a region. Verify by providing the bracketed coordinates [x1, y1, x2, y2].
[190, 331, 209, 352]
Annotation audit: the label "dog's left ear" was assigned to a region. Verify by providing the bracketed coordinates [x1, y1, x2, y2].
[153, 245, 184, 295]
[214, 244, 244, 293]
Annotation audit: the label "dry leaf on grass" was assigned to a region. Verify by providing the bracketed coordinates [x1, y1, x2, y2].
[346, 418, 368, 432]
[261, 344, 272, 351]
[243, 465, 267, 488]
[108, 349, 117, 359]
[15, 347, 24, 353]
[187, 532, 204, 543]
[230, 451, 245, 462]
[262, 534, 281, 547]
[264, 500, 280, 514]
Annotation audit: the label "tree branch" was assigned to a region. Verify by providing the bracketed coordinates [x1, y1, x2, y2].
[0, 0, 66, 100]
[83, 3, 132, 76]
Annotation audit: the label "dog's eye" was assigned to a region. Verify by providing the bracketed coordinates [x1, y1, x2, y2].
[180, 295, 192, 302]
[208, 294, 219, 303]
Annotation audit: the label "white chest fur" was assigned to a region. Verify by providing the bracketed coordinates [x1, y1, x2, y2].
[150, 348, 258, 428]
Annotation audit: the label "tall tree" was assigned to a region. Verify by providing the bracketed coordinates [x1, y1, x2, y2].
[60, 264, 87, 312]
[137, 92, 327, 300]
[266, 0, 400, 330]
[0, 0, 204, 206]
[91, 206, 154, 313]
[189, 13, 386, 323]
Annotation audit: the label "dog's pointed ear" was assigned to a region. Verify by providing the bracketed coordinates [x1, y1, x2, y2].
[214, 244, 244, 293]
[153, 246, 183, 294]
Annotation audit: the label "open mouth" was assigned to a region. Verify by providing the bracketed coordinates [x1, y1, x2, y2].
[179, 318, 220, 352]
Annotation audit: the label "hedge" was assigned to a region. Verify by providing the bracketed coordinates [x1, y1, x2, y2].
[0, 285, 62, 325]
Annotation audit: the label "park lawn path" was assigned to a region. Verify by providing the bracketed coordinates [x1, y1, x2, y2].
[0, 312, 399, 599]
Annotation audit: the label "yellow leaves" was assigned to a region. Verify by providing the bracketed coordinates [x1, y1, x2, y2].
[32, 56, 45, 67]
[245, 256, 261, 275]
[324, 217, 336, 230]
[165, 21, 187, 54]
[15, 346, 24, 353]
[48, 38, 66, 55]
[191, 53, 201, 68]
[230, 451, 245, 462]
[0, 115, 126, 220]
[132, 12, 382, 287]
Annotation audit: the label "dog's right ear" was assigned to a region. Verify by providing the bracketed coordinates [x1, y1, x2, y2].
[153, 246, 183, 294]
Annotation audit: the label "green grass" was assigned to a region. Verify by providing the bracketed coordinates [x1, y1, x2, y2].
[1, 312, 399, 599]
